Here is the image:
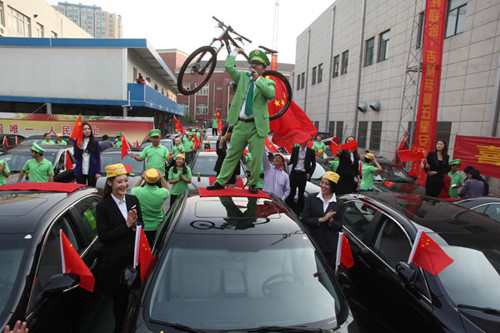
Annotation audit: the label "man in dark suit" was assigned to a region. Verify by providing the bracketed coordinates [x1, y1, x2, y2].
[285, 140, 316, 214]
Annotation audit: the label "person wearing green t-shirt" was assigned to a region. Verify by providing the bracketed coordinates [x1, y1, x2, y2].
[131, 168, 170, 245]
[359, 153, 382, 192]
[55, 134, 67, 145]
[212, 114, 218, 136]
[312, 135, 326, 158]
[40, 133, 55, 145]
[130, 129, 171, 177]
[0, 159, 10, 185]
[18, 143, 54, 183]
[327, 155, 339, 172]
[168, 153, 192, 205]
[448, 159, 463, 198]
[182, 132, 195, 164]
[114, 132, 122, 148]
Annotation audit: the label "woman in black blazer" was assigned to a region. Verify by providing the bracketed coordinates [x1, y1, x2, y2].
[96, 163, 143, 333]
[336, 136, 360, 195]
[424, 139, 450, 197]
[301, 171, 345, 267]
[214, 124, 240, 187]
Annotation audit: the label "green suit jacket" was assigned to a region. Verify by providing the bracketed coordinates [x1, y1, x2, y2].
[225, 54, 275, 137]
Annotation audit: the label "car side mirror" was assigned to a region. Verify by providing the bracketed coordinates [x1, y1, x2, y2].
[396, 262, 416, 284]
[43, 273, 79, 297]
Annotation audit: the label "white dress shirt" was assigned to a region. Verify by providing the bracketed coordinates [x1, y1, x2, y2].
[82, 138, 90, 175]
[262, 153, 290, 200]
[111, 193, 128, 221]
[316, 191, 337, 213]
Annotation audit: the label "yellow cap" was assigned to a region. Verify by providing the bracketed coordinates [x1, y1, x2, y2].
[105, 163, 128, 178]
[322, 171, 340, 184]
[176, 153, 185, 160]
[57, 133, 63, 137]
[144, 168, 160, 183]
[319, 149, 324, 154]
[365, 153, 375, 160]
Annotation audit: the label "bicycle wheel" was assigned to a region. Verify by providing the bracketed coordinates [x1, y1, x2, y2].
[263, 70, 292, 120]
[177, 46, 217, 95]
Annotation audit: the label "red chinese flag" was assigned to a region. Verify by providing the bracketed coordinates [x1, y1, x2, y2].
[70, 115, 84, 147]
[65, 151, 74, 170]
[394, 131, 409, 164]
[242, 149, 248, 157]
[2, 136, 8, 148]
[121, 133, 131, 159]
[217, 118, 223, 132]
[335, 232, 354, 269]
[193, 134, 200, 149]
[59, 230, 95, 292]
[408, 231, 454, 276]
[339, 140, 358, 151]
[398, 149, 425, 163]
[307, 140, 313, 148]
[329, 140, 339, 156]
[134, 226, 154, 281]
[15, 136, 19, 145]
[265, 137, 278, 153]
[174, 116, 186, 135]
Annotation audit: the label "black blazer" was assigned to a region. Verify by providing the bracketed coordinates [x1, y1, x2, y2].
[96, 194, 143, 258]
[289, 146, 316, 175]
[301, 193, 345, 253]
[425, 151, 450, 180]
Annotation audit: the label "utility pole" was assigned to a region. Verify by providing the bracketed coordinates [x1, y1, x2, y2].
[272, 0, 279, 50]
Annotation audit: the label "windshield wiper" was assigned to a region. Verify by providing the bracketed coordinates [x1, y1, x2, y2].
[149, 320, 207, 333]
[244, 325, 334, 332]
[457, 304, 500, 316]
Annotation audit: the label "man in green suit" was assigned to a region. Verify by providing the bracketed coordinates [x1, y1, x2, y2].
[207, 48, 275, 194]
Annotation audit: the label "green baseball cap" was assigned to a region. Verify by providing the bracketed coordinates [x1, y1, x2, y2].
[187, 132, 193, 136]
[449, 159, 461, 166]
[249, 49, 270, 66]
[149, 129, 161, 137]
[115, 132, 122, 136]
[32, 143, 45, 154]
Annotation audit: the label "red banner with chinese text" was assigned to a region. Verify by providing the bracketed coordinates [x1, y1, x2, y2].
[453, 135, 500, 178]
[411, 0, 448, 186]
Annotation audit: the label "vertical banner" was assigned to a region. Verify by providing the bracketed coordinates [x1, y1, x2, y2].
[411, 0, 448, 186]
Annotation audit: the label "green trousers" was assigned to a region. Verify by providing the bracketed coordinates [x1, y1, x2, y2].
[216, 121, 265, 187]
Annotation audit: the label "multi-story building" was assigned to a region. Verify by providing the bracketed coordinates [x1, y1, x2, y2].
[0, 0, 91, 38]
[53, 1, 123, 38]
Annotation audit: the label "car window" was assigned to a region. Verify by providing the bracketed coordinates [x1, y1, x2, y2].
[471, 205, 487, 215]
[481, 204, 500, 223]
[311, 163, 325, 179]
[191, 155, 218, 176]
[343, 201, 377, 239]
[372, 218, 412, 268]
[71, 196, 100, 245]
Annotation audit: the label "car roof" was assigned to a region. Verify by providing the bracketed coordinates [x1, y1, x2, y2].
[8, 145, 70, 152]
[454, 196, 500, 207]
[172, 191, 302, 236]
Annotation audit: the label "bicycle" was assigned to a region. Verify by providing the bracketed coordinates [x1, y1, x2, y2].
[177, 16, 292, 120]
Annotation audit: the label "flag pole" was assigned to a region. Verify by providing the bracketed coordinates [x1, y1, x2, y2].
[133, 225, 141, 268]
[335, 232, 344, 274]
[408, 230, 423, 264]
[59, 230, 66, 273]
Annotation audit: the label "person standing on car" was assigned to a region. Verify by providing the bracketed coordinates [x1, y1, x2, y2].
[18, 143, 54, 183]
[74, 122, 101, 186]
[130, 129, 170, 177]
[301, 171, 345, 267]
[336, 136, 360, 195]
[285, 139, 316, 214]
[207, 48, 276, 194]
[359, 153, 382, 192]
[312, 135, 326, 158]
[131, 168, 170, 245]
[168, 153, 192, 205]
[424, 139, 450, 197]
[96, 163, 142, 333]
[0, 158, 10, 186]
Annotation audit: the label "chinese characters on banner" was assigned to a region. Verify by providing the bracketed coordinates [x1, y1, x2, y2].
[453, 136, 500, 178]
[411, 0, 448, 186]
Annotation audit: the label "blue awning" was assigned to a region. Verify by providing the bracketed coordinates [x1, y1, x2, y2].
[128, 84, 185, 116]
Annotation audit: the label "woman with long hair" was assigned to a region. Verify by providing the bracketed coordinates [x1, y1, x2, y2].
[168, 153, 192, 205]
[74, 122, 101, 186]
[336, 136, 360, 195]
[424, 139, 450, 197]
[96, 163, 142, 333]
[301, 171, 345, 267]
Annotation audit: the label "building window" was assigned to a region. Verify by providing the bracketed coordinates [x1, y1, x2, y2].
[196, 104, 208, 115]
[336, 121, 344, 143]
[328, 121, 335, 137]
[301, 72, 305, 89]
[341, 51, 349, 75]
[318, 63, 323, 83]
[0, 1, 5, 27]
[198, 83, 210, 96]
[436, 121, 452, 145]
[364, 37, 374, 66]
[7, 6, 31, 37]
[312, 66, 317, 85]
[35, 22, 44, 37]
[358, 121, 368, 148]
[446, 0, 467, 38]
[369, 121, 383, 151]
[417, 12, 424, 49]
[296, 73, 300, 91]
[333, 55, 339, 78]
[378, 30, 390, 62]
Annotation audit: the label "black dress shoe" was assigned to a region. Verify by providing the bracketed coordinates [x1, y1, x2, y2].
[249, 185, 258, 194]
[207, 181, 224, 190]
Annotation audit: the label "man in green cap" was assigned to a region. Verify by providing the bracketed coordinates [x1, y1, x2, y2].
[114, 132, 122, 148]
[18, 143, 54, 182]
[207, 48, 275, 194]
[212, 114, 218, 136]
[130, 129, 171, 177]
[448, 159, 463, 198]
[182, 132, 195, 164]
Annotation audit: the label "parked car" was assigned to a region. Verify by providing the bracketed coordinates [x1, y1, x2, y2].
[123, 190, 360, 332]
[1, 145, 75, 184]
[453, 196, 500, 223]
[0, 134, 26, 153]
[340, 191, 500, 332]
[96, 148, 144, 193]
[189, 150, 247, 189]
[17, 135, 72, 148]
[372, 157, 425, 194]
[0, 183, 102, 332]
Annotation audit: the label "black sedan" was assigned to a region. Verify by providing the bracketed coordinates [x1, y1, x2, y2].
[0, 183, 102, 332]
[123, 190, 360, 332]
[340, 192, 500, 332]
[454, 196, 500, 223]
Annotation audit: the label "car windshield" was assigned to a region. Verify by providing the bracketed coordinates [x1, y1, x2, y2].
[374, 163, 414, 182]
[0, 234, 31, 324]
[191, 154, 218, 176]
[0, 151, 57, 173]
[147, 233, 344, 331]
[100, 154, 144, 175]
[437, 244, 500, 310]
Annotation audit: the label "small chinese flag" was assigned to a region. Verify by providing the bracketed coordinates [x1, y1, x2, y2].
[133, 226, 154, 281]
[307, 141, 313, 148]
[265, 137, 278, 153]
[2, 136, 8, 148]
[398, 149, 426, 163]
[59, 230, 95, 292]
[335, 232, 354, 269]
[70, 115, 84, 147]
[65, 151, 74, 170]
[133, 140, 140, 148]
[384, 180, 395, 187]
[15, 135, 19, 145]
[173, 116, 187, 135]
[121, 133, 131, 159]
[408, 231, 454, 275]
[329, 140, 339, 156]
[339, 140, 358, 151]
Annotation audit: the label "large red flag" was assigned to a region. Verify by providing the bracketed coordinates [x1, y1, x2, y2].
[133, 226, 154, 281]
[398, 148, 426, 163]
[65, 151, 74, 170]
[329, 140, 339, 156]
[2, 136, 8, 148]
[394, 131, 409, 164]
[70, 115, 84, 147]
[173, 116, 187, 135]
[408, 231, 454, 275]
[121, 133, 131, 159]
[193, 134, 200, 149]
[339, 140, 358, 151]
[335, 232, 354, 269]
[265, 137, 278, 153]
[270, 100, 317, 153]
[59, 230, 95, 292]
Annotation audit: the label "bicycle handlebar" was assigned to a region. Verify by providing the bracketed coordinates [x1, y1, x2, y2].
[258, 45, 278, 55]
[212, 16, 252, 44]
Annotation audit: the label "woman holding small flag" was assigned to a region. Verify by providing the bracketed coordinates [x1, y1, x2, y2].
[74, 122, 101, 186]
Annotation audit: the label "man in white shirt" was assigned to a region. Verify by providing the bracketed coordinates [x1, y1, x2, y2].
[262, 152, 290, 200]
